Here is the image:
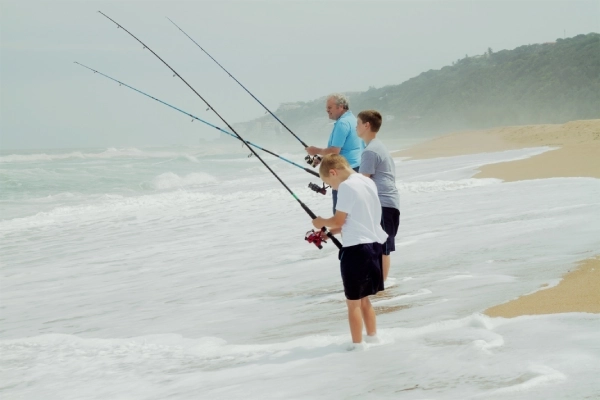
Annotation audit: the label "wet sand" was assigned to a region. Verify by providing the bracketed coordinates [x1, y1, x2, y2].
[395, 119, 600, 317]
[485, 257, 600, 317]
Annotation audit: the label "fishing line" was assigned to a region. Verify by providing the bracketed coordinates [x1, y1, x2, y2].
[96, 12, 340, 249]
[166, 17, 309, 149]
[74, 62, 323, 181]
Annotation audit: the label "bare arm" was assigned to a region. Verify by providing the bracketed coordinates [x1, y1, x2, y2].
[328, 227, 342, 235]
[306, 146, 341, 156]
[312, 211, 347, 232]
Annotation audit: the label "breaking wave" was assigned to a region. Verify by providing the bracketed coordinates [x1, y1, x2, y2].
[151, 172, 217, 190]
[0, 148, 201, 163]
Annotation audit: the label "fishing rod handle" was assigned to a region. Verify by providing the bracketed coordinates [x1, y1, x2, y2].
[322, 228, 343, 249]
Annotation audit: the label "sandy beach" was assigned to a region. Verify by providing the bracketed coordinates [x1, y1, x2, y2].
[485, 257, 600, 317]
[395, 119, 600, 181]
[396, 119, 600, 317]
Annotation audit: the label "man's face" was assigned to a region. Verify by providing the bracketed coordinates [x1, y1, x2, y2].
[326, 98, 345, 120]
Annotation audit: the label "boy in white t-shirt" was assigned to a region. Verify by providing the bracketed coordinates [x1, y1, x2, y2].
[312, 154, 388, 347]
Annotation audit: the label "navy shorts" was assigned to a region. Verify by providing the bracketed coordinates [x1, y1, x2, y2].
[339, 243, 384, 300]
[381, 207, 400, 255]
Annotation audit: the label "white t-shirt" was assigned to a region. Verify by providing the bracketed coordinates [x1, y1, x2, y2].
[335, 173, 388, 247]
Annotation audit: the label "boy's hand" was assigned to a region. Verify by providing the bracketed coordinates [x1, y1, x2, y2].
[312, 217, 325, 229]
[319, 230, 329, 241]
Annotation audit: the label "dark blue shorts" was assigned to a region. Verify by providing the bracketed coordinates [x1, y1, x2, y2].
[381, 207, 400, 255]
[339, 242, 384, 300]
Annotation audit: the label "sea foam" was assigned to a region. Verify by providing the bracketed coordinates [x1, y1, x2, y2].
[151, 172, 217, 190]
[0, 147, 202, 163]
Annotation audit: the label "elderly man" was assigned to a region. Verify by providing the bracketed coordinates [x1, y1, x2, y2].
[306, 93, 364, 212]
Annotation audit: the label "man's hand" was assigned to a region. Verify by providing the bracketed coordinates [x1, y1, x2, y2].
[306, 146, 320, 156]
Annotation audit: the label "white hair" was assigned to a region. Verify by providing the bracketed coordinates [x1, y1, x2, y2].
[327, 93, 349, 110]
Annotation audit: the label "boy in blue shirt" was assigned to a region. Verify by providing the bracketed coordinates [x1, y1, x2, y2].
[312, 154, 387, 348]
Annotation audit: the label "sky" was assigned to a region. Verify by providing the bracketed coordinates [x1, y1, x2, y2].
[1, 0, 598, 150]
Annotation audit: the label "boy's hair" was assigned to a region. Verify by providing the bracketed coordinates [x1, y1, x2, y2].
[357, 110, 383, 132]
[319, 154, 351, 177]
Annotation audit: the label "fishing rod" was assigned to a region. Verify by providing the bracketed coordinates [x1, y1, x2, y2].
[97, 12, 340, 249]
[74, 62, 330, 193]
[166, 18, 321, 166]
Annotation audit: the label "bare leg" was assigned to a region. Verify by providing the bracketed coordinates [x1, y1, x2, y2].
[382, 254, 391, 281]
[346, 299, 363, 343]
[360, 297, 377, 336]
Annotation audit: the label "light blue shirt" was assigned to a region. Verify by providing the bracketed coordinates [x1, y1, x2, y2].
[327, 111, 364, 168]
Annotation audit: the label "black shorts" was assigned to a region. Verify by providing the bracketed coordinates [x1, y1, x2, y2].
[381, 207, 400, 255]
[339, 243, 384, 300]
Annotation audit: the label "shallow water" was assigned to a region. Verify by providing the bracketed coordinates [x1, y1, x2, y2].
[1, 145, 599, 399]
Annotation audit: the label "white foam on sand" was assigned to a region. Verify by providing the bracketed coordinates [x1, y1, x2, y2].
[398, 178, 500, 193]
[2, 314, 595, 399]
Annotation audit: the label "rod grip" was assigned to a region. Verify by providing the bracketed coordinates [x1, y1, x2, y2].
[322, 227, 342, 249]
[305, 168, 320, 177]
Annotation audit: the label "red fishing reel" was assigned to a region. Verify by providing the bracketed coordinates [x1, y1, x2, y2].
[305, 229, 327, 249]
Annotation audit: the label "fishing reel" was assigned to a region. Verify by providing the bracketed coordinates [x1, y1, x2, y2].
[305, 229, 327, 250]
[308, 182, 329, 195]
[304, 154, 322, 168]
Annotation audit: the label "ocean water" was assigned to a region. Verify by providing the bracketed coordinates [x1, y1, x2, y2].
[1, 145, 599, 399]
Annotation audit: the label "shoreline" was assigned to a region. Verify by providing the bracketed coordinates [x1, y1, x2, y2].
[396, 119, 600, 317]
[394, 119, 600, 181]
[484, 257, 600, 317]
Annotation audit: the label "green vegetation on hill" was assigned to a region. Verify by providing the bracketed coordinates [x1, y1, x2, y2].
[234, 33, 599, 139]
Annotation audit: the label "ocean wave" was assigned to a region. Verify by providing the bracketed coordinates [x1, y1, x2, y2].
[398, 178, 500, 193]
[151, 172, 217, 190]
[482, 365, 567, 395]
[0, 148, 201, 163]
[0, 330, 372, 374]
[0, 188, 290, 231]
[0, 314, 500, 369]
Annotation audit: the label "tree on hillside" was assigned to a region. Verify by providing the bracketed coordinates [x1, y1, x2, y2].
[238, 33, 600, 137]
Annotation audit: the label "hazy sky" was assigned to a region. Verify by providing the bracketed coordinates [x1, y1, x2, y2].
[1, 0, 598, 150]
